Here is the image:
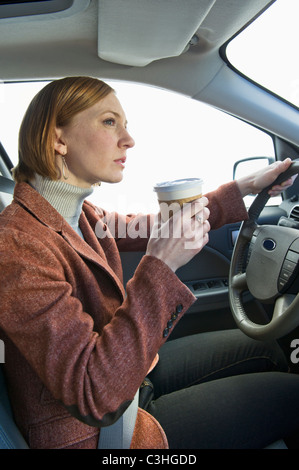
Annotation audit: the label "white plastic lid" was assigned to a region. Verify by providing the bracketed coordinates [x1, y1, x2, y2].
[153, 178, 203, 192]
[153, 178, 203, 202]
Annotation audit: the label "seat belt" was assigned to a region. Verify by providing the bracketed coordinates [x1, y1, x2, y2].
[0, 175, 15, 195]
[97, 390, 139, 449]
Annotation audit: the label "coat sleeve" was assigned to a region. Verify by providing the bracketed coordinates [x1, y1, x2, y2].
[205, 181, 248, 230]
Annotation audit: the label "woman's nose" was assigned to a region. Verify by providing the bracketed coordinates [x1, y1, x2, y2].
[119, 129, 135, 149]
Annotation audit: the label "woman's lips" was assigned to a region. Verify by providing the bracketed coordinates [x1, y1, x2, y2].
[114, 157, 126, 168]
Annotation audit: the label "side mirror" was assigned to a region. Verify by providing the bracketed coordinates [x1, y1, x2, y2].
[233, 156, 275, 180]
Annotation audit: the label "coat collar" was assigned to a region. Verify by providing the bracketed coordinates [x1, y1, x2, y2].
[14, 182, 64, 232]
[13, 183, 126, 299]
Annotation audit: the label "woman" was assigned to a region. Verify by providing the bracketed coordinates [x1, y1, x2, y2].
[0, 76, 299, 449]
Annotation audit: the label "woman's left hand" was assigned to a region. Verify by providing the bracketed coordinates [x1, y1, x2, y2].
[237, 157, 297, 197]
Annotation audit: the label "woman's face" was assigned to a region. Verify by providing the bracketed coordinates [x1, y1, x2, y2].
[55, 92, 135, 188]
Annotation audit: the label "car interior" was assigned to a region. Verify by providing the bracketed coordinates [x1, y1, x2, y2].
[1, 0, 299, 449]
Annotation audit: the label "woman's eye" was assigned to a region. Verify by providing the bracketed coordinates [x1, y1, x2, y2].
[104, 118, 115, 126]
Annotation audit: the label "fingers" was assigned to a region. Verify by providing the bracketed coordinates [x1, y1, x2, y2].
[267, 158, 297, 196]
[147, 197, 211, 271]
[193, 199, 210, 225]
[190, 198, 210, 236]
[179, 199, 210, 250]
[170, 197, 209, 232]
[270, 158, 292, 175]
[268, 174, 297, 196]
[191, 196, 209, 214]
[271, 158, 292, 181]
[183, 215, 210, 251]
[151, 196, 210, 245]
[258, 158, 297, 197]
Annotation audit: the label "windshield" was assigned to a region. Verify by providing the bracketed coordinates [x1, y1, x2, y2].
[226, 0, 299, 109]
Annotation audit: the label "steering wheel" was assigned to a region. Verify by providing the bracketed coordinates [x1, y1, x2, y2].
[229, 160, 299, 341]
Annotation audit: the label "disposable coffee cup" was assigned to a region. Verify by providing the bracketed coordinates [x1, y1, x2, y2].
[153, 178, 203, 222]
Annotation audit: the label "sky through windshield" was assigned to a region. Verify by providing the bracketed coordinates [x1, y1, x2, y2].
[227, 0, 299, 109]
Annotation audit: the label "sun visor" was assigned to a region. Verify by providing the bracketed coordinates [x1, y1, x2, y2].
[0, 0, 90, 22]
[97, 0, 216, 66]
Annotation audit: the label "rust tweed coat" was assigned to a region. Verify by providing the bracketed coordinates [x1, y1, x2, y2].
[0, 181, 248, 449]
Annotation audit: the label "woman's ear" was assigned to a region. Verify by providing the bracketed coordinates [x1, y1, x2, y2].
[54, 127, 67, 155]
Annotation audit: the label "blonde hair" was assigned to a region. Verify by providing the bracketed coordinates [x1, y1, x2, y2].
[13, 76, 114, 183]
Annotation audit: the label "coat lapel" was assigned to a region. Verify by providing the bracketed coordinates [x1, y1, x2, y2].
[13, 183, 126, 301]
[61, 219, 126, 301]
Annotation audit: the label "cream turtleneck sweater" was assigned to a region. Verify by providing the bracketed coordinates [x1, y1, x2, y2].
[31, 174, 93, 239]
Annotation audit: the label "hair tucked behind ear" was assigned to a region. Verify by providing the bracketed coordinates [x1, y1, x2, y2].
[13, 76, 114, 183]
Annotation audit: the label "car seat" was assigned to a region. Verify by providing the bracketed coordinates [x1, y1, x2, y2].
[0, 175, 28, 448]
[0, 366, 29, 449]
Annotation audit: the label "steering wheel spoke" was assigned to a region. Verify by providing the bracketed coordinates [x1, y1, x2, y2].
[231, 272, 247, 293]
[272, 294, 296, 320]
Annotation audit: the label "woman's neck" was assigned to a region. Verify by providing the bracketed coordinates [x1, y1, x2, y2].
[31, 174, 93, 237]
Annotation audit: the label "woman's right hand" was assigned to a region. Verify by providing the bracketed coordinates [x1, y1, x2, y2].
[146, 197, 210, 272]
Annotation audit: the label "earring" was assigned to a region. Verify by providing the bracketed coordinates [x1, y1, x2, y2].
[61, 155, 69, 180]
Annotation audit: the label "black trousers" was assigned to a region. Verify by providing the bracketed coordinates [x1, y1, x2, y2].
[143, 329, 299, 448]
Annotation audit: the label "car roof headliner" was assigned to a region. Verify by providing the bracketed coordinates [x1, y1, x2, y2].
[4, 0, 298, 149]
[0, 0, 274, 98]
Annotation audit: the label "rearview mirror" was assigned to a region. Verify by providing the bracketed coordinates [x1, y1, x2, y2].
[233, 156, 275, 180]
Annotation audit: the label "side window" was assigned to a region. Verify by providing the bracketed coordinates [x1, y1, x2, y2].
[0, 81, 275, 214]
[90, 83, 275, 213]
